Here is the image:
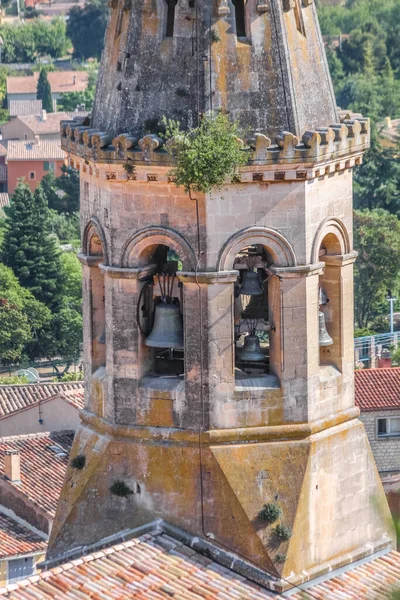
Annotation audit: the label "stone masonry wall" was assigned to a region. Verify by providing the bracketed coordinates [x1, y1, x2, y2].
[359, 410, 400, 474]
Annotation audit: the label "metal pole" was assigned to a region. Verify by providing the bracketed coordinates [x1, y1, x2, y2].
[390, 298, 395, 334]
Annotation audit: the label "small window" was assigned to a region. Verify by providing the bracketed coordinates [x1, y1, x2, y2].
[165, 0, 178, 37]
[8, 557, 34, 584]
[377, 417, 400, 438]
[232, 0, 246, 37]
[43, 161, 55, 172]
[29, 171, 35, 180]
[24, 133, 28, 140]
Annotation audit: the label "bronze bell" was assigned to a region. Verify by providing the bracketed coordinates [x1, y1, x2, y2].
[98, 329, 106, 344]
[319, 311, 333, 347]
[146, 303, 184, 350]
[238, 335, 265, 362]
[240, 270, 263, 296]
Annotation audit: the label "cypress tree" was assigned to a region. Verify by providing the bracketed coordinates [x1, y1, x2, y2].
[36, 69, 54, 113]
[1, 183, 63, 308]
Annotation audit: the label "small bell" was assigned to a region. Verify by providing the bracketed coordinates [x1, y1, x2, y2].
[319, 311, 333, 347]
[146, 303, 184, 350]
[238, 335, 265, 362]
[98, 329, 106, 344]
[240, 270, 263, 296]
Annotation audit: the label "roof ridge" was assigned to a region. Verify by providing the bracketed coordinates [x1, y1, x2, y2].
[0, 381, 83, 389]
[0, 430, 74, 443]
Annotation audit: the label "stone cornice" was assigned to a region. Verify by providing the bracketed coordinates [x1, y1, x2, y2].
[60, 113, 370, 174]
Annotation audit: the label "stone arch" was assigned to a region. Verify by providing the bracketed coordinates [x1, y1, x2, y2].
[120, 226, 197, 270]
[82, 218, 109, 264]
[311, 217, 351, 263]
[218, 226, 297, 271]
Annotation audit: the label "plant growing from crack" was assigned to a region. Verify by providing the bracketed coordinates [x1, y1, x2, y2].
[109, 480, 134, 497]
[71, 454, 86, 470]
[259, 502, 282, 524]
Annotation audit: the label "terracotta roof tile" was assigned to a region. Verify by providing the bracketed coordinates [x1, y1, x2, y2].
[15, 112, 75, 135]
[8, 100, 43, 117]
[0, 532, 399, 599]
[0, 382, 84, 418]
[6, 140, 66, 161]
[7, 72, 89, 95]
[0, 513, 46, 559]
[355, 367, 400, 412]
[0, 431, 73, 515]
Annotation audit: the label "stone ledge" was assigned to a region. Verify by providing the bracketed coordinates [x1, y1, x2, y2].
[60, 114, 370, 170]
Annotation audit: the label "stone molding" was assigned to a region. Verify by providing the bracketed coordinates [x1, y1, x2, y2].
[323, 251, 358, 267]
[77, 253, 103, 267]
[311, 216, 351, 263]
[99, 264, 157, 279]
[177, 271, 239, 284]
[271, 262, 325, 278]
[61, 114, 370, 169]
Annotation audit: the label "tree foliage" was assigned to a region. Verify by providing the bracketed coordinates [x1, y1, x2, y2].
[164, 113, 247, 195]
[354, 209, 400, 329]
[67, 0, 108, 60]
[36, 69, 53, 113]
[1, 183, 63, 308]
[0, 19, 69, 63]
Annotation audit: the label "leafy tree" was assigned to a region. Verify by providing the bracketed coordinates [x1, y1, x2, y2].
[39, 166, 80, 214]
[353, 209, 400, 329]
[60, 252, 82, 306]
[0, 263, 51, 362]
[164, 113, 247, 195]
[37, 69, 53, 113]
[67, 0, 108, 60]
[0, 20, 69, 63]
[1, 183, 63, 308]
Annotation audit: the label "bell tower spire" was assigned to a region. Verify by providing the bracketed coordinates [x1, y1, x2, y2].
[92, 0, 337, 138]
[50, 0, 395, 591]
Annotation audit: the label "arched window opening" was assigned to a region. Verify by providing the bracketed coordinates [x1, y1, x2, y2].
[88, 232, 106, 372]
[318, 235, 341, 368]
[232, 0, 246, 38]
[233, 245, 273, 380]
[165, 0, 178, 37]
[137, 245, 184, 377]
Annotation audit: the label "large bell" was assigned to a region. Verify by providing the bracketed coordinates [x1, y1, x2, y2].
[240, 270, 263, 296]
[319, 311, 334, 347]
[238, 335, 265, 362]
[146, 303, 184, 350]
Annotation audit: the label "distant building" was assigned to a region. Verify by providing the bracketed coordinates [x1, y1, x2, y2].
[0, 431, 73, 585]
[6, 140, 66, 194]
[2, 111, 81, 142]
[8, 100, 56, 118]
[6, 72, 89, 107]
[355, 367, 400, 474]
[0, 382, 84, 437]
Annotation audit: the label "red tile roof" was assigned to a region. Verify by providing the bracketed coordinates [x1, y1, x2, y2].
[0, 513, 46, 559]
[7, 72, 89, 95]
[0, 532, 398, 599]
[355, 368, 400, 412]
[0, 382, 83, 418]
[0, 431, 73, 515]
[6, 140, 66, 161]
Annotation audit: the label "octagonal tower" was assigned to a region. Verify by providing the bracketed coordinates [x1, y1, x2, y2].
[49, 0, 394, 592]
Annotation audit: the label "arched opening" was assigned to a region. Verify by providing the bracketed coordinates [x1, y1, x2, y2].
[165, 0, 178, 37]
[87, 230, 106, 373]
[318, 233, 341, 368]
[232, 0, 246, 37]
[233, 244, 278, 382]
[137, 244, 185, 377]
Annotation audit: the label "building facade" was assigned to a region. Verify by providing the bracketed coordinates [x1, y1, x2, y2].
[49, 0, 394, 592]
[6, 140, 66, 194]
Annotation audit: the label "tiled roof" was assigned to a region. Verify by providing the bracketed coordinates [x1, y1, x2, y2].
[0, 382, 83, 418]
[6, 140, 65, 161]
[355, 367, 400, 412]
[0, 532, 399, 599]
[17, 112, 78, 135]
[8, 100, 43, 117]
[0, 513, 46, 559]
[7, 72, 89, 95]
[0, 431, 73, 515]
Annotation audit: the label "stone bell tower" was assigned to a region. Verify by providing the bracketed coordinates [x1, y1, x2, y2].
[49, 0, 394, 591]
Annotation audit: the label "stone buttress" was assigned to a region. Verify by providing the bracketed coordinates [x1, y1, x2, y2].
[48, 0, 395, 592]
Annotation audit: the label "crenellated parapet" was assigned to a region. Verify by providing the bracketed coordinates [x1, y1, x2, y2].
[60, 113, 370, 172]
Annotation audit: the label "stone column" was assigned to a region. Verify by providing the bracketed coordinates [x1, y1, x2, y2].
[178, 271, 238, 430]
[273, 264, 323, 424]
[79, 254, 105, 415]
[100, 265, 154, 425]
